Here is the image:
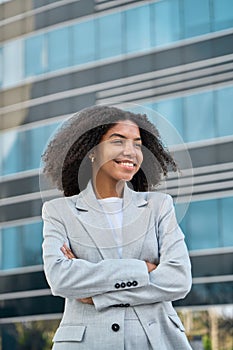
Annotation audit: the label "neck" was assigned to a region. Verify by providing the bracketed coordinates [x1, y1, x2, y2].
[92, 177, 125, 199]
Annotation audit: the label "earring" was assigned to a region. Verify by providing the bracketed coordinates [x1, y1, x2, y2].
[89, 154, 95, 163]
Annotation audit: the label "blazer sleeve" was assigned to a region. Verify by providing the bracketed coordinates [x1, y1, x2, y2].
[93, 194, 192, 311]
[42, 200, 149, 299]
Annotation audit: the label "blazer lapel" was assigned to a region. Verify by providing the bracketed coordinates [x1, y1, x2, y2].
[75, 181, 119, 260]
[121, 185, 151, 259]
[74, 181, 152, 260]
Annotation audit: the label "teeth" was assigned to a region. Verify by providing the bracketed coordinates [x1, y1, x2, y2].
[120, 162, 134, 167]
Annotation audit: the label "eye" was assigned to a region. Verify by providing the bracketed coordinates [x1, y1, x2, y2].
[135, 143, 142, 148]
[111, 139, 123, 144]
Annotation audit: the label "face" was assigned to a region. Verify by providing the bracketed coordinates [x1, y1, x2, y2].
[93, 120, 143, 186]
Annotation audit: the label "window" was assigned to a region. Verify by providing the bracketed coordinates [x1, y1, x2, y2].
[180, 197, 233, 251]
[47, 26, 71, 71]
[184, 91, 216, 142]
[2, 39, 24, 88]
[0, 122, 59, 176]
[0, 130, 20, 175]
[150, 98, 184, 145]
[185, 200, 220, 251]
[0, 222, 43, 270]
[213, 0, 233, 31]
[28, 123, 59, 170]
[0, 47, 2, 87]
[125, 5, 151, 53]
[73, 19, 95, 64]
[183, 0, 211, 37]
[220, 197, 233, 247]
[216, 86, 233, 137]
[151, 0, 180, 47]
[97, 12, 122, 59]
[25, 34, 46, 77]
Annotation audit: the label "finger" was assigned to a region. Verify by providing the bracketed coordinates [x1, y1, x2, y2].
[60, 244, 75, 259]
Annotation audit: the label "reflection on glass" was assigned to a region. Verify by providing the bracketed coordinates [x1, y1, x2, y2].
[178, 197, 233, 250]
[151, 0, 180, 46]
[216, 86, 233, 137]
[183, 0, 211, 37]
[213, 0, 233, 31]
[98, 12, 122, 59]
[0, 122, 59, 176]
[0, 1, 233, 87]
[0, 221, 43, 270]
[2, 39, 23, 88]
[148, 98, 184, 144]
[73, 19, 95, 64]
[25, 34, 47, 77]
[221, 197, 233, 247]
[48, 27, 71, 71]
[125, 4, 151, 53]
[184, 91, 216, 142]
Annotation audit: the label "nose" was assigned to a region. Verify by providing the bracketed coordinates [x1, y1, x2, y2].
[122, 140, 136, 157]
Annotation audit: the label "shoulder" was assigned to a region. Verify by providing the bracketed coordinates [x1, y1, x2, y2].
[42, 195, 78, 214]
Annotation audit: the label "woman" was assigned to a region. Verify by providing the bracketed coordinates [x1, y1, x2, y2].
[42, 105, 192, 349]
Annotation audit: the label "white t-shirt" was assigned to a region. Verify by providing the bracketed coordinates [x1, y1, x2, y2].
[98, 197, 123, 258]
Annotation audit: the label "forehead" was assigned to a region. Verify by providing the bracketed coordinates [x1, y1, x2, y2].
[103, 120, 141, 138]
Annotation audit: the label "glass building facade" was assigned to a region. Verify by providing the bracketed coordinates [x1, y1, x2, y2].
[0, 0, 232, 349]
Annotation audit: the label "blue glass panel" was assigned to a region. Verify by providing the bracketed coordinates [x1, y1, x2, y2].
[27, 127, 44, 170]
[151, 0, 180, 46]
[0, 222, 43, 270]
[98, 12, 122, 59]
[216, 86, 233, 137]
[213, 0, 233, 31]
[176, 203, 191, 249]
[184, 91, 216, 142]
[220, 197, 233, 247]
[23, 222, 43, 266]
[0, 226, 21, 270]
[0, 130, 20, 175]
[73, 19, 95, 65]
[183, 0, 211, 37]
[125, 4, 150, 53]
[0, 47, 2, 87]
[48, 27, 71, 71]
[186, 200, 219, 250]
[3, 39, 23, 88]
[0, 122, 60, 176]
[152, 98, 184, 145]
[25, 34, 46, 76]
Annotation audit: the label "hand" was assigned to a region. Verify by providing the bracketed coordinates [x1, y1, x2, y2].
[145, 261, 157, 273]
[78, 297, 94, 305]
[60, 243, 77, 259]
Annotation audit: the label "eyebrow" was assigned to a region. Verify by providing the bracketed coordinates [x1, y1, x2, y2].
[109, 133, 142, 141]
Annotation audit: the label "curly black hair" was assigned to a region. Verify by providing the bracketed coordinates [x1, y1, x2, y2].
[42, 105, 177, 196]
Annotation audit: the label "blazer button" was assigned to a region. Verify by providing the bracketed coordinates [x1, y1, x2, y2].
[121, 282, 126, 288]
[112, 323, 120, 332]
[126, 281, 132, 287]
[132, 281, 138, 286]
[115, 283, 121, 289]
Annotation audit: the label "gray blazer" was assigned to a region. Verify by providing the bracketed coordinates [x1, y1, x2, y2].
[42, 181, 192, 349]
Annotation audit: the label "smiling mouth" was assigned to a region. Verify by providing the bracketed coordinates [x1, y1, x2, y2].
[114, 160, 136, 168]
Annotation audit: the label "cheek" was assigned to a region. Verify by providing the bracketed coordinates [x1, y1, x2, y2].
[138, 151, 143, 165]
